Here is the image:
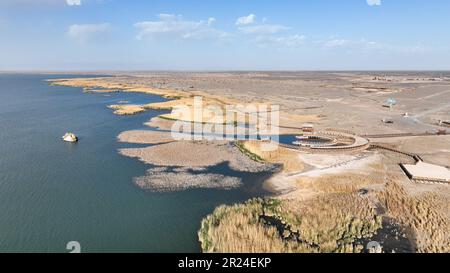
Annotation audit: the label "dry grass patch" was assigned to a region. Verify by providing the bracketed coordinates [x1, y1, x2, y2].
[199, 199, 297, 253]
[117, 130, 175, 144]
[119, 141, 274, 173]
[199, 196, 381, 253]
[299, 164, 386, 194]
[377, 181, 450, 253]
[279, 193, 382, 253]
[242, 141, 303, 173]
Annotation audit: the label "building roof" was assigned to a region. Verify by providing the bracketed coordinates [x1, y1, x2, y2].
[401, 161, 450, 182]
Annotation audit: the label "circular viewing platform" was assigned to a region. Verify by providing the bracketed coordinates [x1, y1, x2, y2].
[281, 129, 370, 153]
[293, 135, 338, 147]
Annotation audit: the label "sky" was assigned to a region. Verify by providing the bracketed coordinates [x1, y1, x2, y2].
[0, 0, 449, 71]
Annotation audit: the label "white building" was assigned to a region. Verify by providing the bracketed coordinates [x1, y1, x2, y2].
[401, 161, 450, 184]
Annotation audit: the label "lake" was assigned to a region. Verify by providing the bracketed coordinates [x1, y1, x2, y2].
[0, 74, 263, 253]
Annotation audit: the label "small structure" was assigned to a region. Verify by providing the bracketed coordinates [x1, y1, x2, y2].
[293, 135, 336, 148]
[62, 132, 78, 143]
[290, 130, 370, 152]
[301, 123, 314, 133]
[402, 113, 409, 118]
[438, 120, 450, 128]
[383, 98, 397, 108]
[401, 161, 450, 184]
[258, 135, 272, 142]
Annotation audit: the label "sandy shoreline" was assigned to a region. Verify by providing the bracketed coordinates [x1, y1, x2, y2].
[47, 76, 320, 135]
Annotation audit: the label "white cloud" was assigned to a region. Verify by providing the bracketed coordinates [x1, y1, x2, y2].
[236, 15, 299, 47]
[66, 0, 81, 6]
[366, 0, 381, 6]
[67, 23, 110, 42]
[134, 14, 229, 41]
[158, 13, 177, 21]
[324, 38, 352, 48]
[256, 34, 305, 47]
[235, 14, 256, 26]
[239, 24, 290, 35]
[323, 37, 381, 49]
[207, 17, 216, 26]
[321, 37, 429, 54]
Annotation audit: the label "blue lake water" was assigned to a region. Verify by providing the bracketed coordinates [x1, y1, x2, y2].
[0, 74, 265, 253]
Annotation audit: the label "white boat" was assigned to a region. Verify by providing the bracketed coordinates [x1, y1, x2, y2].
[62, 132, 78, 142]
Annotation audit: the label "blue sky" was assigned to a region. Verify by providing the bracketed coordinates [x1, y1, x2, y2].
[0, 0, 449, 70]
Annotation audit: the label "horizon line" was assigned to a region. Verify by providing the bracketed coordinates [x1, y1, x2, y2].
[1, 69, 450, 74]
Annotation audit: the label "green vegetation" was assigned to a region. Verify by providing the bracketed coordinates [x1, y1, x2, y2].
[157, 115, 179, 122]
[163, 95, 183, 100]
[235, 141, 265, 163]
